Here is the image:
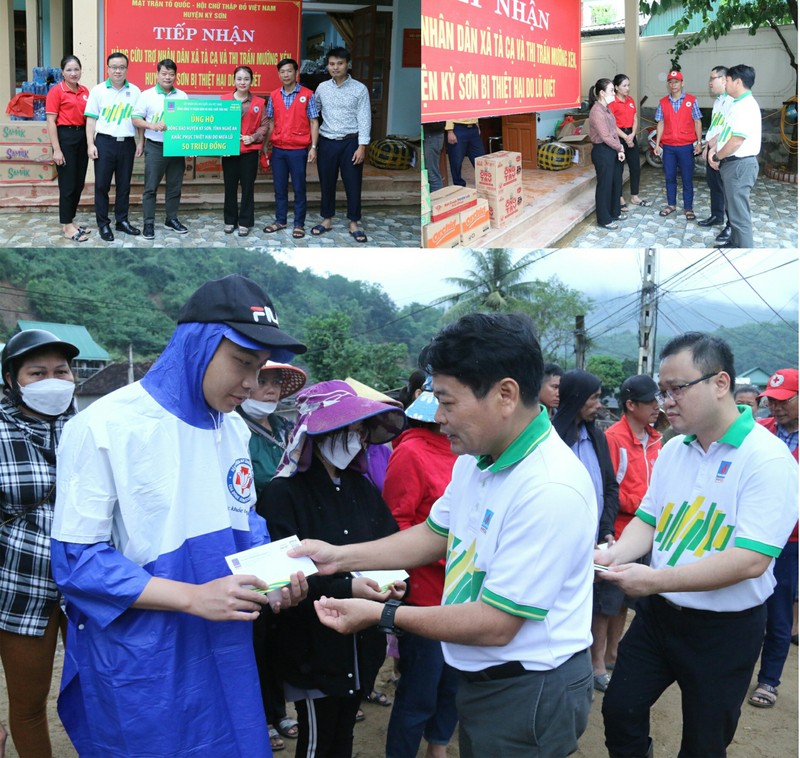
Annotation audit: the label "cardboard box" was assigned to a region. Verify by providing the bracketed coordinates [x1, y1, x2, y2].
[421, 190, 431, 215]
[571, 142, 593, 167]
[0, 142, 53, 162]
[475, 151, 522, 194]
[0, 161, 57, 181]
[421, 211, 431, 226]
[429, 185, 477, 222]
[194, 157, 223, 178]
[0, 121, 51, 143]
[484, 184, 524, 228]
[459, 198, 490, 245]
[422, 215, 461, 248]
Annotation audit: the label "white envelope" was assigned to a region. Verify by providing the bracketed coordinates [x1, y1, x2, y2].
[226, 535, 318, 591]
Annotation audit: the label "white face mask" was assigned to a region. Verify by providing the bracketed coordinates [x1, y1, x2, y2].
[19, 378, 75, 416]
[241, 398, 278, 418]
[318, 432, 363, 470]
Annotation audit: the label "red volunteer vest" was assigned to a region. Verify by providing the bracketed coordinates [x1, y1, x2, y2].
[660, 93, 697, 146]
[269, 86, 313, 150]
[222, 93, 266, 153]
[758, 416, 798, 543]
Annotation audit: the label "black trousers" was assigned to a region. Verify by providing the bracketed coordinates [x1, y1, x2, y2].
[591, 143, 623, 225]
[294, 692, 362, 757]
[705, 159, 727, 220]
[317, 135, 363, 222]
[621, 129, 640, 197]
[142, 139, 185, 224]
[94, 133, 136, 226]
[55, 125, 89, 224]
[222, 150, 259, 228]
[603, 594, 766, 758]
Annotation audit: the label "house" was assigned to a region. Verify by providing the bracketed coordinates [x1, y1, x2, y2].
[73, 360, 153, 411]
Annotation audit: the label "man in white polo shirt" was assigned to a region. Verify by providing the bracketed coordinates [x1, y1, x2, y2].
[708, 64, 761, 248]
[597, 332, 797, 758]
[85, 51, 142, 242]
[132, 58, 189, 240]
[292, 313, 597, 757]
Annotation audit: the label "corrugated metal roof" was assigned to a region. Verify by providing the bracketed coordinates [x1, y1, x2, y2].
[15, 321, 110, 361]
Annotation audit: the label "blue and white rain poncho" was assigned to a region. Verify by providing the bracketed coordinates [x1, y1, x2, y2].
[51, 323, 274, 757]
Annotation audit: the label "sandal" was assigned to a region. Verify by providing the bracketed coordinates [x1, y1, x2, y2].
[593, 673, 611, 693]
[263, 223, 286, 233]
[292, 227, 305, 239]
[620, 204, 629, 213]
[268, 726, 286, 751]
[349, 229, 368, 243]
[355, 708, 365, 722]
[364, 689, 392, 707]
[659, 205, 676, 217]
[684, 209, 696, 221]
[614, 213, 628, 221]
[630, 199, 651, 207]
[223, 225, 235, 234]
[748, 683, 778, 708]
[277, 717, 299, 739]
[65, 230, 90, 242]
[311, 223, 333, 236]
[597, 222, 619, 230]
[77, 225, 91, 234]
[238, 226, 250, 237]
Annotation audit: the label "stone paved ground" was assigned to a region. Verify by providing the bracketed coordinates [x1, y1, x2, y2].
[0, 207, 421, 249]
[556, 164, 798, 249]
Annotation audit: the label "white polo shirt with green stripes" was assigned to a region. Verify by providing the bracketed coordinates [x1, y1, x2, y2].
[427, 408, 596, 672]
[636, 407, 798, 611]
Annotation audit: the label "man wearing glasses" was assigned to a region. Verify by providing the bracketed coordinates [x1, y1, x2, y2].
[699, 66, 733, 244]
[84, 52, 142, 241]
[596, 333, 797, 758]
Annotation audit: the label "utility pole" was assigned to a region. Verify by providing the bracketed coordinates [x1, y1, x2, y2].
[574, 314, 587, 369]
[637, 248, 657, 376]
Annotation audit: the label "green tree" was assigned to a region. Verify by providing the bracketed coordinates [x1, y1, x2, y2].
[640, 0, 797, 75]
[302, 312, 408, 390]
[435, 250, 592, 360]
[586, 355, 627, 396]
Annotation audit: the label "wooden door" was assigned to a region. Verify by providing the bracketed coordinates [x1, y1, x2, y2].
[352, 6, 392, 141]
[502, 114, 538, 169]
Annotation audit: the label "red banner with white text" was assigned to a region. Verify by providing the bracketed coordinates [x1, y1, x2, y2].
[421, 0, 581, 121]
[104, 0, 301, 95]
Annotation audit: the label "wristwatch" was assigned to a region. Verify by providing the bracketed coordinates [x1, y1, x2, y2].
[377, 599, 403, 636]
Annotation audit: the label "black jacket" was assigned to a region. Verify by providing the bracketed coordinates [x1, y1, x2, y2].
[256, 455, 398, 696]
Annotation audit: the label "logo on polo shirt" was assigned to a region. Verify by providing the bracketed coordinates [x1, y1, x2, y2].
[715, 461, 732, 482]
[227, 458, 254, 502]
[480, 509, 494, 533]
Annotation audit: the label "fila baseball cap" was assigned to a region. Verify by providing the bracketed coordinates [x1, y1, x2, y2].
[758, 369, 798, 401]
[178, 274, 307, 355]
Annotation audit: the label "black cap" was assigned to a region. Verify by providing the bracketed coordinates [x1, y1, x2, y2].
[619, 375, 659, 405]
[178, 275, 307, 355]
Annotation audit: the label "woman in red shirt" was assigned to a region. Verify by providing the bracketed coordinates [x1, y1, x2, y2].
[45, 55, 90, 242]
[608, 74, 650, 211]
[221, 66, 268, 236]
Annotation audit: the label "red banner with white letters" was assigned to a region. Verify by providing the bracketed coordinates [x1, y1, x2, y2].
[104, 0, 301, 95]
[421, 0, 581, 121]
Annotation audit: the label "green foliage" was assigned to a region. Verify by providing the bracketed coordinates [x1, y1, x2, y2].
[586, 355, 627, 395]
[640, 0, 797, 73]
[302, 312, 408, 390]
[436, 250, 592, 360]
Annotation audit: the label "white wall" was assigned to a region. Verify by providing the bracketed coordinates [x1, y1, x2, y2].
[581, 25, 796, 110]
[387, 0, 420, 136]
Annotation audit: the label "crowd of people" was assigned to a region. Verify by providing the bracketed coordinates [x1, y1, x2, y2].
[0, 280, 795, 757]
[588, 64, 760, 247]
[44, 47, 371, 244]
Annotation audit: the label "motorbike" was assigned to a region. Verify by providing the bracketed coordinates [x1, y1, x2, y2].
[642, 125, 708, 177]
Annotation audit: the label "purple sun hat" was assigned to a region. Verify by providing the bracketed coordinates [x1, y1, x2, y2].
[274, 380, 406, 478]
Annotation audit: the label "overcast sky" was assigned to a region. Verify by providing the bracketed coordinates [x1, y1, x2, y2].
[276, 249, 798, 315]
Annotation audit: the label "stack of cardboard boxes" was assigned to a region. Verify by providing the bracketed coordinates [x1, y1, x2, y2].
[475, 150, 523, 228]
[421, 149, 523, 248]
[0, 122, 57, 182]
